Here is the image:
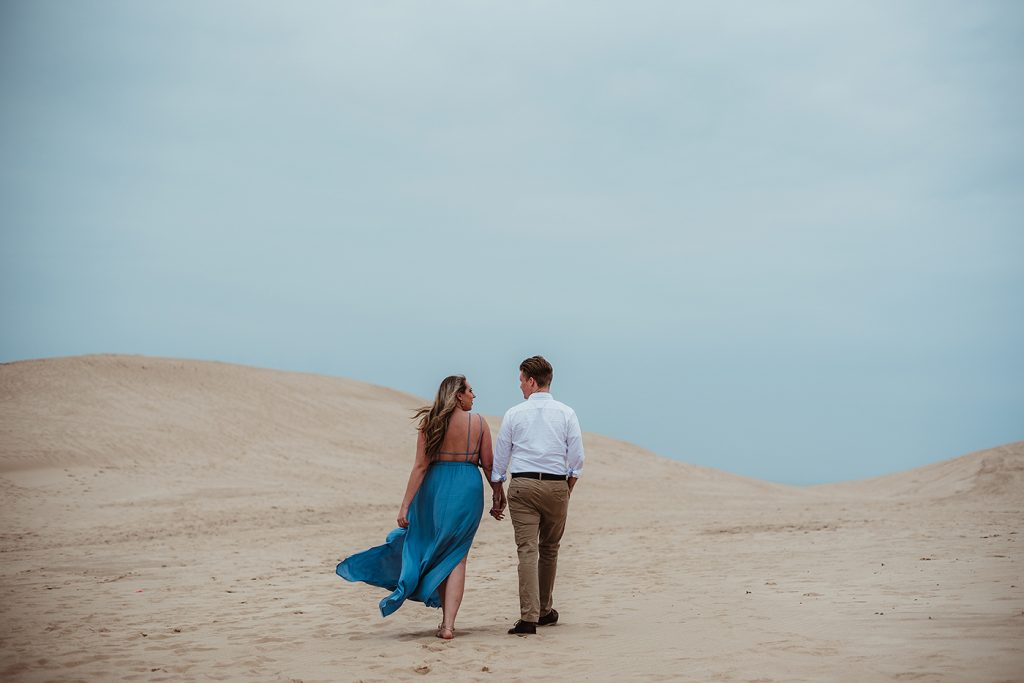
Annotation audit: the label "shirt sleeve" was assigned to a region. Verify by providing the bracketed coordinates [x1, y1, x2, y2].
[491, 411, 513, 482]
[565, 410, 584, 477]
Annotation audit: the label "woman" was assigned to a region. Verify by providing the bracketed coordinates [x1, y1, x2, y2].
[336, 375, 505, 640]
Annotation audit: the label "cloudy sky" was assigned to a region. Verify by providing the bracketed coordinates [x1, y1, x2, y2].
[2, 1, 1021, 484]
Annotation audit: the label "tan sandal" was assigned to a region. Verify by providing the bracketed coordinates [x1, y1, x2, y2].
[435, 622, 455, 640]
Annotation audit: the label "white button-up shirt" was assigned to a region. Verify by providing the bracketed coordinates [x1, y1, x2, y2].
[491, 392, 585, 482]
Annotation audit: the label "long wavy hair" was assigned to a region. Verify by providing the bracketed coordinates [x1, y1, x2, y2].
[413, 374, 468, 462]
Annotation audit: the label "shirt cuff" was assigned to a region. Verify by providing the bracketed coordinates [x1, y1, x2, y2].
[568, 469, 581, 478]
[491, 473, 506, 483]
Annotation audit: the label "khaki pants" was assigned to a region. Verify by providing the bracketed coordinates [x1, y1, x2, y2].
[508, 477, 570, 622]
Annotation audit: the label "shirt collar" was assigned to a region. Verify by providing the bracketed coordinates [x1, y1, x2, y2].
[528, 392, 552, 401]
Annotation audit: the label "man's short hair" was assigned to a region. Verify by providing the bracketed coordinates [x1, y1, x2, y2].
[520, 355, 553, 388]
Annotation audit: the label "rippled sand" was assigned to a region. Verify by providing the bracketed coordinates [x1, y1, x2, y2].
[2, 355, 1021, 682]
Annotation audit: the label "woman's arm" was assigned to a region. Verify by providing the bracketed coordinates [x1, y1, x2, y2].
[479, 421, 506, 520]
[479, 418, 494, 481]
[397, 430, 430, 528]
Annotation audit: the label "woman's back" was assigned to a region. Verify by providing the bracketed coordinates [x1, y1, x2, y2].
[435, 410, 483, 463]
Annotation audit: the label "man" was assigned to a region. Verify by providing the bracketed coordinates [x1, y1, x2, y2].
[491, 355, 585, 635]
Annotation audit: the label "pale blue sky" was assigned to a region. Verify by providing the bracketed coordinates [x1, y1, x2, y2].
[2, 1, 1021, 484]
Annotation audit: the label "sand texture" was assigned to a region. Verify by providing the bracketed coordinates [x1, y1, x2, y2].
[1, 355, 1021, 682]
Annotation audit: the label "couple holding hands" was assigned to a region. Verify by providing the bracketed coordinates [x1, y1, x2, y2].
[336, 355, 585, 639]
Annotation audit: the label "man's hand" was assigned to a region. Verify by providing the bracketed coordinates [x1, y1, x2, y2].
[568, 477, 577, 496]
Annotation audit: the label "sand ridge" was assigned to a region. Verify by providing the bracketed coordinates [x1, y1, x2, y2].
[1, 355, 1021, 681]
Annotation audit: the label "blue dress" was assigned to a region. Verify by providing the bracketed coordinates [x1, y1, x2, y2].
[336, 414, 485, 617]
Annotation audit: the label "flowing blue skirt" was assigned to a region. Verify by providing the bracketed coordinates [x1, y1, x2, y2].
[336, 461, 484, 617]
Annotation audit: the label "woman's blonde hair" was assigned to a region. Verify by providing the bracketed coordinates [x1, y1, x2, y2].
[413, 374, 467, 461]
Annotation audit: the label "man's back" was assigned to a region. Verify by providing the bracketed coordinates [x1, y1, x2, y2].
[493, 392, 584, 479]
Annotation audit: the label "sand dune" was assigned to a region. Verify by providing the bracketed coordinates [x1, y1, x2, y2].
[1, 355, 1021, 682]
[813, 442, 1024, 501]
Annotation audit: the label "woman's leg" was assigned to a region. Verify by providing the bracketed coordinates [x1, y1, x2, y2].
[441, 557, 468, 629]
[437, 579, 448, 631]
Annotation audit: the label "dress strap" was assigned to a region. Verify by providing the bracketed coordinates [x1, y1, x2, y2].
[465, 413, 473, 462]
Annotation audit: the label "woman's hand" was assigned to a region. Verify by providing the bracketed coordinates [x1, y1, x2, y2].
[489, 488, 507, 521]
[397, 505, 410, 529]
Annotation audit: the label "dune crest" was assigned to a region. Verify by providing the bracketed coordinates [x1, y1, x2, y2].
[815, 442, 1024, 501]
[0, 354, 801, 498]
